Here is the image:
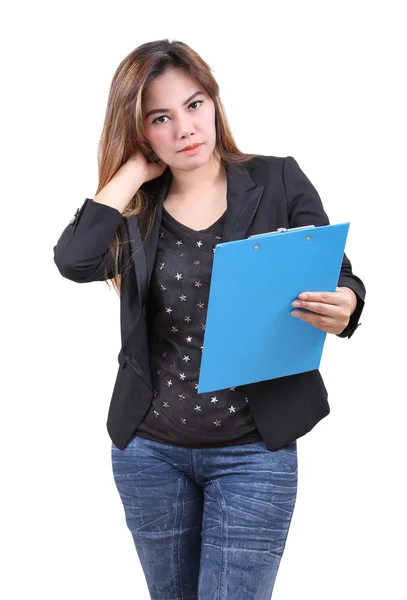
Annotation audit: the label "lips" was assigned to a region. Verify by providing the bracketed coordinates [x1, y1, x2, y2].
[180, 143, 201, 152]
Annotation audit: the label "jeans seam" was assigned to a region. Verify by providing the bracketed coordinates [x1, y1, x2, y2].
[213, 478, 228, 600]
[172, 474, 185, 599]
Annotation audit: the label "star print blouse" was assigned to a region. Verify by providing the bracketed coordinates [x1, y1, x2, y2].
[134, 206, 263, 448]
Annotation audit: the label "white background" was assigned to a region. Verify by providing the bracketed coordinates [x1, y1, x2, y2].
[2, 0, 406, 598]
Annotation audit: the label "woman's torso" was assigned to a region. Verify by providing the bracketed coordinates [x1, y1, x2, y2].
[134, 193, 263, 448]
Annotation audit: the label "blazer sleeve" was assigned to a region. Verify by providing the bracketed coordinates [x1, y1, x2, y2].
[53, 197, 124, 283]
[282, 156, 366, 339]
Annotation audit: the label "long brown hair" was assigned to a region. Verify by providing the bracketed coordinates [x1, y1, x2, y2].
[96, 39, 260, 295]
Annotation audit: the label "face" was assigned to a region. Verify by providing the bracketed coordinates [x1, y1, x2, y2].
[142, 68, 217, 169]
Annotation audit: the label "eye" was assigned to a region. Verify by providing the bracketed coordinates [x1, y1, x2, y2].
[153, 115, 169, 125]
[189, 100, 203, 111]
[152, 100, 203, 125]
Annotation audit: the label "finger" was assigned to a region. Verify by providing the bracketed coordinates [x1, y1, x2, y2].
[291, 310, 336, 328]
[291, 300, 342, 317]
[297, 291, 342, 305]
[291, 310, 348, 333]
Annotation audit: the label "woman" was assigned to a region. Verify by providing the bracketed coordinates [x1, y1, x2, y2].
[53, 39, 366, 599]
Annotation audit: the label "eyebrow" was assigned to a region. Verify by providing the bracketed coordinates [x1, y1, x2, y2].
[144, 91, 204, 119]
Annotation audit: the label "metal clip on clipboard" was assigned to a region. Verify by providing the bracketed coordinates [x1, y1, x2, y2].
[249, 225, 316, 239]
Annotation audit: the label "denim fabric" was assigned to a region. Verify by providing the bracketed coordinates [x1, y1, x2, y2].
[111, 434, 298, 599]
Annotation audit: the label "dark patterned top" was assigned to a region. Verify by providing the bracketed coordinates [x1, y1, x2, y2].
[135, 206, 263, 448]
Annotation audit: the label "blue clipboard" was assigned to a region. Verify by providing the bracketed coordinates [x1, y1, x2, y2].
[197, 222, 350, 393]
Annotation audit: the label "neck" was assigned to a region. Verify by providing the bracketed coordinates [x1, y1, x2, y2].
[168, 151, 226, 197]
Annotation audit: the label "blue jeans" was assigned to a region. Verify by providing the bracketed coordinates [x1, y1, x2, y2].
[111, 434, 298, 600]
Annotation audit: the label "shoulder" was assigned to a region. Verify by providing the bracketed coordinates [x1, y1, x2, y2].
[242, 154, 295, 184]
[244, 154, 312, 185]
[244, 154, 296, 175]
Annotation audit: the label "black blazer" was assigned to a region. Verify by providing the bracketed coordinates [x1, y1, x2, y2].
[53, 155, 366, 451]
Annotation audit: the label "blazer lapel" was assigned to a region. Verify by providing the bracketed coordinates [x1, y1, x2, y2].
[143, 168, 173, 285]
[128, 161, 264, 304]
[222, 162, 265, 242]
[126, 168, 172, 304]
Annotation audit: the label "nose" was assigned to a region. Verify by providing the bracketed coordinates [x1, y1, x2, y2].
[174, 111, 196, 139]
